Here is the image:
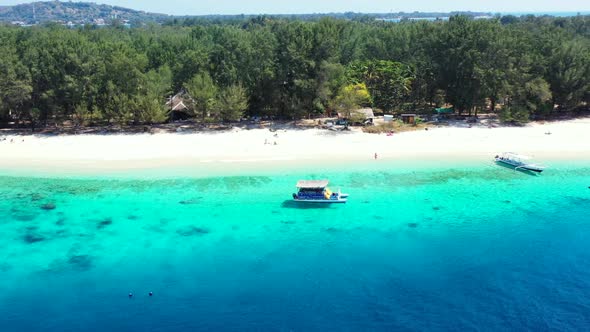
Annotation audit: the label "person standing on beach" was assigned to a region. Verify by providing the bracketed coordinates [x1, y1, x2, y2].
[374, 153, 378, 160]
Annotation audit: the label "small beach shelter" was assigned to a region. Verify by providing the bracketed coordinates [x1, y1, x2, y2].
[338, 108, 375, 121]
[401, 114, 416, 124]
[166, 91, 190, 121]
[340, 108, 375, 125]
[356, 108, 375, 122]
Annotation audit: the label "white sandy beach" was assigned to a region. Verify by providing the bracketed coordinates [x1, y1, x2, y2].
[0, 118, 589, 176]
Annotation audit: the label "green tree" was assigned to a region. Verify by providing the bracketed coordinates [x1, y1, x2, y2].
[216, 84, 249, 122]
[73, 102, 90, 127]
[184, 72, 218, 122]
[348, 60, 414, 112]
[332, 83, 371, 117]
[315, 61, 346, 114]
[0, 74, 33, 125]
[501, 77, 552, 123]
[136, 65, 173, 124]
[435, 16, 489, 114]
[138, 94, 169, 124]
[547, 38, 590, 110]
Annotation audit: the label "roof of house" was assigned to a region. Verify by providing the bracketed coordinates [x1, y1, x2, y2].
[296, 180, 329, 189]
[166, 91, 189, 112]
[355, 108, 375, 118]
[171, 101, 187, 111]
[337, 108, 375, 119]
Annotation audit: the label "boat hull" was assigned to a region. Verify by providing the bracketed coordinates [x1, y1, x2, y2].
[293, 199, 347, 204]
[495, 159, 544, 173]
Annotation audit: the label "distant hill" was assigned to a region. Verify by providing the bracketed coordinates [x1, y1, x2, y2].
[0, 1, 169, 24]
[0, 1, 495, 26]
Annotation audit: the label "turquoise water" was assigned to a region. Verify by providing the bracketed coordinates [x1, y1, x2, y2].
[1, 161, 589, 331]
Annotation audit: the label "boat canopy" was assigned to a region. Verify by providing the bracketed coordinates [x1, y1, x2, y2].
[435, 107, 454, 114]
[502, 152, 531, 160]
[296, 180, 329, 189]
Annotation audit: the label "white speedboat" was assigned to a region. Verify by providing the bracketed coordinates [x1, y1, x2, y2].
[292, 180, 348, 203]
[495, 153, 545, 173]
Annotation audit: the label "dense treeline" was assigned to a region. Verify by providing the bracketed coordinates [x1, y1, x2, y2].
[0, 15, 589, 129]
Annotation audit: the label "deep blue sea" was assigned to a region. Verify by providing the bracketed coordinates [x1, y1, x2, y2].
[1, 161, 589, 331]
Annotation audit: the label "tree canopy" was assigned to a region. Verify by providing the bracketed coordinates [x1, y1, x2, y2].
[0, 14, 588, 129]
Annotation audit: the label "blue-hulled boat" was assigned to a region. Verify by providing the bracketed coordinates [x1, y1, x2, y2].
[292, 180, 348, 203]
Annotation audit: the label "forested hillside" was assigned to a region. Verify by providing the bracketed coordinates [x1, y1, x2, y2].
[0, 15, 589, 129]
[0, 1, 168, 24]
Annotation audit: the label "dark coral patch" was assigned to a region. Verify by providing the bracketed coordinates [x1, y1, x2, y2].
[567, 196, 590, 205]
[97, 218, 113, 229]
[281, 220, 296, 225]
[127, 215, 139, 220]
[55, 217, 67, 226]
[373, 215, 385, 220]
[177, 226, 210, 237]
[31, 193, 44, 202]
[324, 227, 342, 233]
[23, 233, 45, 244]
[68, 255, 94, 271]
[407, 223, 419, 228]
[248, 258, 271, 274]
[143, 225, 165, 234]
[432, 207, 441, 211]
[41, 203, 56, 211]
[503, 200, 512, 204]
[179, 200, 199, 205]
[14, 214, 37, 222]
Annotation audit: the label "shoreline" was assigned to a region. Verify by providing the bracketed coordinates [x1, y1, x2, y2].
[1, 118, 589, 178]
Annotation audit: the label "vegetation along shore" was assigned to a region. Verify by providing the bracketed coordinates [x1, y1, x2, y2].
[0, 14, 588, 133]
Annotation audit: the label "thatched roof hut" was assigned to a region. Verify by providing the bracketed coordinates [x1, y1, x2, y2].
[337, 108, 375, 120]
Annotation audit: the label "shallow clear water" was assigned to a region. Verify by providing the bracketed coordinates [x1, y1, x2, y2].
[1, 161, 589, 331]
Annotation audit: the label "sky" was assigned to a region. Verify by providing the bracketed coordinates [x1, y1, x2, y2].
[2, 0, 590, 16]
